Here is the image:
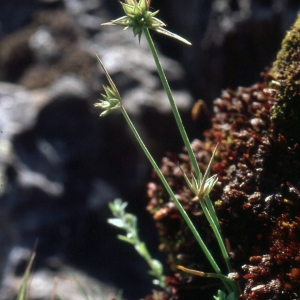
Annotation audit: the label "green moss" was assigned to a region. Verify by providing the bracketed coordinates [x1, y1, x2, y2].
[271, 14, 300, 143]
[273, 15, 300, 71]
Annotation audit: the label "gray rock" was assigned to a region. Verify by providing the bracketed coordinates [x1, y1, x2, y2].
[29, 26, 60, 63]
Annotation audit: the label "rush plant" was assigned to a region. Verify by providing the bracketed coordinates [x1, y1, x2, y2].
[95, 0, 240, 298]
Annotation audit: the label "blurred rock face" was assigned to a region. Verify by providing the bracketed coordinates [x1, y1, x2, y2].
[0, 0, 299, 299]
[0, 1, 192, 299]
[153, 0, 299, 102]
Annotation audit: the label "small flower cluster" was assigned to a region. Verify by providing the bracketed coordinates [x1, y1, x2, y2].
[93, 52, 121, 117]
[180, 145, 219, 201]
[102, 0, 191, 44]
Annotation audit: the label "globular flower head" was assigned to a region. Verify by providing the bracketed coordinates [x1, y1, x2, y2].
[94, 52, 122, 117]
[102, 0, 191, 45]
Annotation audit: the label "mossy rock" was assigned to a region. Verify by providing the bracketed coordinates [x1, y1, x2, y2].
[271, 14, 300, 144]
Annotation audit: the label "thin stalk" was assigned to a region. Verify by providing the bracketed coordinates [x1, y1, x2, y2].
[143, 28, 201, 181]
[199, 199, 231, 273]
[120, 107, 228, 280]
[205, 195, 221, 232]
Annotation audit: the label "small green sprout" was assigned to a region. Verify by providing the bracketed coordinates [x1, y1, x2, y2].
[102, 0, 191, 45]
[108, 199, 166, 289]
[93, 52, 121, 117]
[16, 252, 36, 300]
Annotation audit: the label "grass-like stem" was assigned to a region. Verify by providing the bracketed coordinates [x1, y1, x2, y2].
[199, 199, 232, 272]
[200, 197, 240, 295]
[205, 195, 221, 232]
[142, 28, 202, 181]
[120, 106, 235, 294]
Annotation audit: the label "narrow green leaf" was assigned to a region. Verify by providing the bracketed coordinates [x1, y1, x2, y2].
[199, 143, 218, 199]
[93, 52, 122, 102]
[150, 10, 160, 17]
[154, 27, 191, 45]
[179, 165, 193, 191]
[16, 253, 36, 300]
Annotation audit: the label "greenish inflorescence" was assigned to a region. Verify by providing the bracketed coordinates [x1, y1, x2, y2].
[271, 14, 300, 144]
[102, 0, 191, 44]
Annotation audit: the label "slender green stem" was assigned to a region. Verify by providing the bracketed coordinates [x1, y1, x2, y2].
[199, 199, 232, 273]
[143, 28, 202, 181]
[126, 30, 237, 293]
[205, 195, 221, 232]
[202, 196, 237, 292]
[120, 107, 226, 277]
[197, 195, 241, 294]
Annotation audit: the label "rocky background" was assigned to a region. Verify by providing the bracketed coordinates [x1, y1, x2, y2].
[0, 0, 299, 299]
